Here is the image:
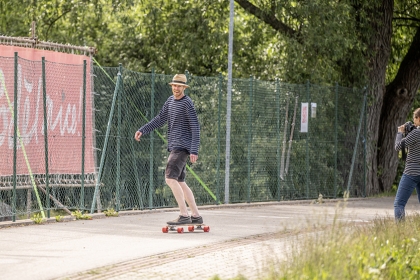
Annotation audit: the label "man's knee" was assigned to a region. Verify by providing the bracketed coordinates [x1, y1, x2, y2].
[165, 177, 178, 185]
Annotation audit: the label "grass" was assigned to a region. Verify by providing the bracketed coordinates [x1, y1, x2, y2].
[209, 196, 420, 280]
[263, 214, 420, 279]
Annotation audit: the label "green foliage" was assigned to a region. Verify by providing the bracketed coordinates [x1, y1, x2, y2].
[2, 0, 418, 87]
[31, 213, 45, 224]
[71, 210, 92, 220]
[246, 0, 371, 85]
[100, 0, 232, 76]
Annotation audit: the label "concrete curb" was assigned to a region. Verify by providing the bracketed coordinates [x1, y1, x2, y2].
[0, 214, 76, 229]
[0, 197, 370, 229]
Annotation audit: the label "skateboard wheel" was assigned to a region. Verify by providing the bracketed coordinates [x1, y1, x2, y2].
[203, 226, 210, 232]
[188, 226, 194, 232]
[177, 227, 184, 233]
[162, 226, 169, 233]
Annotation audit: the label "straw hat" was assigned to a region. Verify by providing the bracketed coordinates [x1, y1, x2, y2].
[168, 74, 189, 88]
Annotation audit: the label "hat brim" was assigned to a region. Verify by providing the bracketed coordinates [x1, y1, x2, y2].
[169, 82, 189, 88]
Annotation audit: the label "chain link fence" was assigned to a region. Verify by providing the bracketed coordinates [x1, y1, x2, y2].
[0, 57, 367, 221]
[94, 66, 367, 211]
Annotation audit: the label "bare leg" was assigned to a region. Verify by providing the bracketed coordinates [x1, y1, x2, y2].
[179, 181, 200, 217]
[165, 178, 189, 216]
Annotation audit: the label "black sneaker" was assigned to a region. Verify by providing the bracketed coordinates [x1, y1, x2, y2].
[167, 215, 191, 225]
[191, 215, 203, 224]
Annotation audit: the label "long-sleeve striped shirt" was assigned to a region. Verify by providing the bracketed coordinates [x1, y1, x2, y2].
[395, 129, 420, 175]
[138, 95, 200, 155]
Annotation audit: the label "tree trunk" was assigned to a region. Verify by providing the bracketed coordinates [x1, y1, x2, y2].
[364, 0, 393, 195]
[378, 26, 420, 192]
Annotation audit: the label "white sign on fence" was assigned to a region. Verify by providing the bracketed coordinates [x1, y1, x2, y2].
[301, 102, 308, 132]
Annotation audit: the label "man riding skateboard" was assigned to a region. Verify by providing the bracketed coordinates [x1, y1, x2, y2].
[134, 74, 203, 225]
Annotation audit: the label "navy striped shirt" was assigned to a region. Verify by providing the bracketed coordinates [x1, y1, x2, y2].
[138, 95, 200, 155]
[395, 129, 420, 175]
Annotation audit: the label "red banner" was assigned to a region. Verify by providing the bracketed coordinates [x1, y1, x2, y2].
[0, 45, 95, 175]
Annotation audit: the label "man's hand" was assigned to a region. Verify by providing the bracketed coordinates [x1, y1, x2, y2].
[190, 154, 198, 164]
[134, 131, 142, 142]
[398, 125, 405, 133]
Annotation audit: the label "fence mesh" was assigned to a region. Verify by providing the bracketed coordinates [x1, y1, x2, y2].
[0, 57, 367, 221]
[93, 67, 366, 210]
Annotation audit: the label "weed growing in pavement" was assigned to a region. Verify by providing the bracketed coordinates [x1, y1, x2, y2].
[31, 213, 45, 224]
[55, 215, 64, 222]
[71, 210, 92, 220]
[104, 208, 119, 217]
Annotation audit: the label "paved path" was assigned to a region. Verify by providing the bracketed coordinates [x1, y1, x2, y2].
[0, 196, 417, 280]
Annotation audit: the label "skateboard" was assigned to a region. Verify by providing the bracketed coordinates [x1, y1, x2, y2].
[162, 223, 210, 233]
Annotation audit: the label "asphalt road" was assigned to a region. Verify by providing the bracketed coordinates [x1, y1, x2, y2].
[0, 196, 417, 280]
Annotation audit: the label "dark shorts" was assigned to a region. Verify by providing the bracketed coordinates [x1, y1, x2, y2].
[165, 149, 189, 182]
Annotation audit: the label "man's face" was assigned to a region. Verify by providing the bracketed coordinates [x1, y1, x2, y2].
[171, 84, 186, 99]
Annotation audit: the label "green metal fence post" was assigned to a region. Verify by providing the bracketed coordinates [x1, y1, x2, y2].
[149, 68, 155, 209]
[364, 87, 367, 197]
[90, 69, 122, 214]
[306, 80, 310, 199]
[42, 57, 50, 218]
[276, 79, 281, 201]
[116, 64, 122, 212]
[12, 52, 18, 222]
[126, 68, 144, 209]
[129, 108, 144, 209]
[80, 60, 86, 210]
[346, 89, 367, 194]
[9, 53, 44, 218]
[247, 75, 253, 203]
[334, 83, 338, 198]
[216, 73, 223, 204]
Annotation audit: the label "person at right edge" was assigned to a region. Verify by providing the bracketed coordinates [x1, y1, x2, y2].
[394, 108, 420, 221]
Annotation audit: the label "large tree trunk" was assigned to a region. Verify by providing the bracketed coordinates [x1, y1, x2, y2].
[378, 26, 420, 192]
[364, 0, 394, 195]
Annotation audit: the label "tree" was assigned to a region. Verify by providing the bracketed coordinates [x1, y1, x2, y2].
[98, 0, 275, 77]
[233, 0, 420, 194]
[378, 1, 420, 193]
[3, 0, 419, 195]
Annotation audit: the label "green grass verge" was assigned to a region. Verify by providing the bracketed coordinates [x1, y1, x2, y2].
[272, 214, 420, 279]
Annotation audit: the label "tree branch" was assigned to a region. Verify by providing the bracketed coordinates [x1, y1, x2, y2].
[44, 9, 72, 40]
[387, 26, 420, 93]
[393, 16, 420, 23]
[234, 0, 300, 42]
